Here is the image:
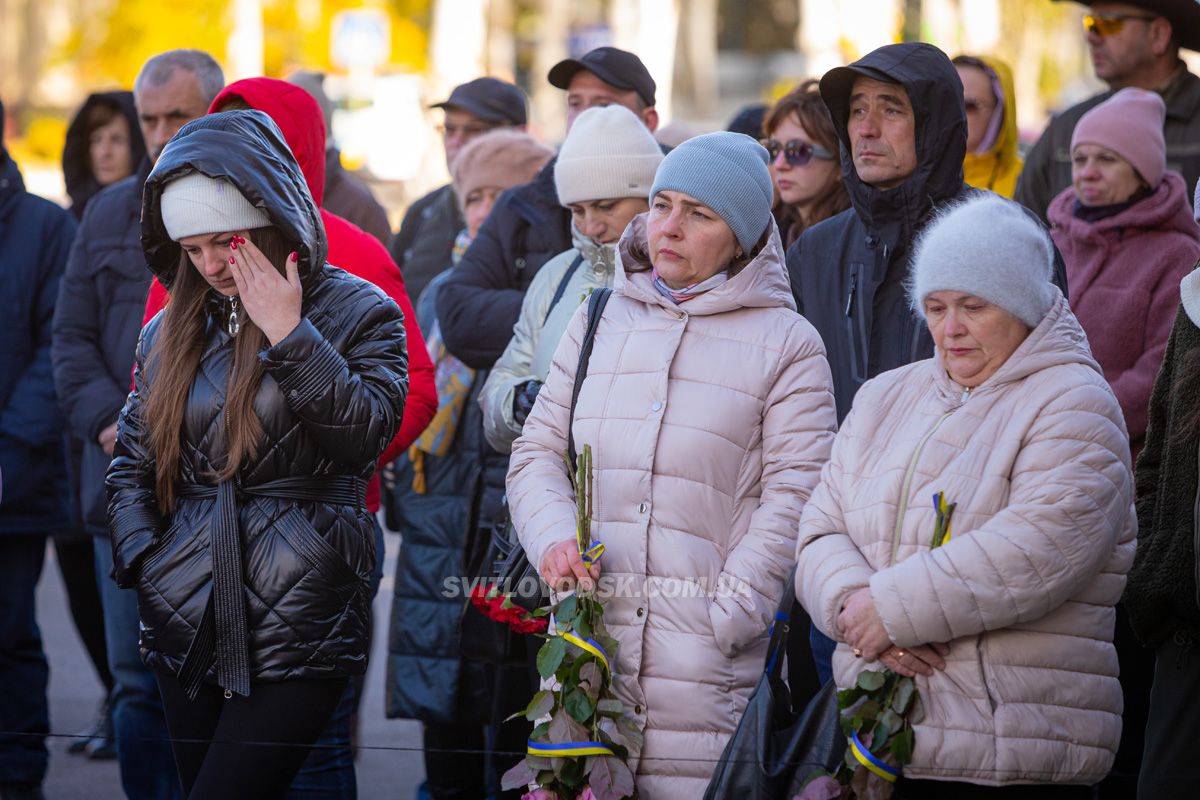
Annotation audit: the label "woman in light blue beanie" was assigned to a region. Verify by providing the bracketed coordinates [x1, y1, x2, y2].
[506, 125, 839, 794]
[647, 131, 776, 300]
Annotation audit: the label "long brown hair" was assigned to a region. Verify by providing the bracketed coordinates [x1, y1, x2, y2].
[763, 79, 850, 246]
[145, 225, 294, 512]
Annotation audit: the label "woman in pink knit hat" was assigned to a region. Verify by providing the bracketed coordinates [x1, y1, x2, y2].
[1047, 86, 1200, 794]
[1048, 87, 1200, 457]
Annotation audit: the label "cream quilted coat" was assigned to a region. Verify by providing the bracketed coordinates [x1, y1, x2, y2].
[796, 291, 1136, 786]
[508, 215, 837, 797]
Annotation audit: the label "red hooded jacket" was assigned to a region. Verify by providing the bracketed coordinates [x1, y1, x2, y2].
[141, 77, 436, 512]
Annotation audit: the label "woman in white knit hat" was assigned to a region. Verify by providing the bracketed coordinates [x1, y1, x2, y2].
[480, 104, 663, 452]
[796, 193, 1134, 796]
[106, 110, 409, 796]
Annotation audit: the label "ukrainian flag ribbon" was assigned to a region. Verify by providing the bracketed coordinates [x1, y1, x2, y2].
[580, 540, 605, 564]
[560, 631, 611, 673]
[527, 740, 614, 758]
[850, 731, 900, 782]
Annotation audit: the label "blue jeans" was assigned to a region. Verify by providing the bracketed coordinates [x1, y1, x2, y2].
[286, 516, 385, 799]
[810, 625, 837, 686]
[93, 537, 182, 800]
[0, 535, 49, 787]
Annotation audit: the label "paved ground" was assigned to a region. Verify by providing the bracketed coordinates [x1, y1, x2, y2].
[37, 531, 426, 799]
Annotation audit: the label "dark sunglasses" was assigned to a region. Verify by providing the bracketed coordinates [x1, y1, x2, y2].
[760, 138, 835, 167]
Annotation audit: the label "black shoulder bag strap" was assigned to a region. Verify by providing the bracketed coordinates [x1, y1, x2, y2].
[567, 287, 612, 467]
[544, 254, 585, 324]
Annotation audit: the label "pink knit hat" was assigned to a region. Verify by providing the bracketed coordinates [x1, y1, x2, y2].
[1071, 88, 1166, 188]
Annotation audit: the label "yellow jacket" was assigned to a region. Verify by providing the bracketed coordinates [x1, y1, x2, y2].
[963, 57, 1023, 197]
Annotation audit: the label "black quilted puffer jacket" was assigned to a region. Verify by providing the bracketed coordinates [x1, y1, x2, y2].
[105, 110, 408, 692]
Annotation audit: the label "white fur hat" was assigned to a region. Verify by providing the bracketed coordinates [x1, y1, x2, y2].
[161, 171, 271, 241]
[908, 194, 1055, 328]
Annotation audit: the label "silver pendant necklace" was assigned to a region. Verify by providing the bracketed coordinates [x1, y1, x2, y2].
[228, 296, 241, 336]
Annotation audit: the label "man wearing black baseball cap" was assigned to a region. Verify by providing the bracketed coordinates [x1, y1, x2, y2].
[389, 76, 529, 303]
[435, 45, 659, 369]
[548, 46, 659, 128]
[1016, 0, 1200, 222]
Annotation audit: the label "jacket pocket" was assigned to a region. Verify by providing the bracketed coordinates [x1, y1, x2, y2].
[139, 520, 181, 576]
[275, 507, 360, 588]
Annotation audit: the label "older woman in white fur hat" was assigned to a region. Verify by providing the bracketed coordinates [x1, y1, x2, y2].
[796, 194, 1136, 796]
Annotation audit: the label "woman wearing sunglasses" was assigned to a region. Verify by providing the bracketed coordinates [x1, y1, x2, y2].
[953, 55, 1022, 198]
[761, 80, 849, 249]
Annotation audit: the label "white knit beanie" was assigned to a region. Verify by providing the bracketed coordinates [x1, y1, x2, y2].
[161, 171, 271, 241]
[909, 194, 1055, 328]
[554, 105, 663, 205]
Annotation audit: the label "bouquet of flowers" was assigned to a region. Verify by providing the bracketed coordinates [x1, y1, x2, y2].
[501, 445, 641, 800]
[795, 492, 956, 800]
[467, 583, 550, 634]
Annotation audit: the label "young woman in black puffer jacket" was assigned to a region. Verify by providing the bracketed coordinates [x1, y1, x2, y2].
[105, 109, 408, 798]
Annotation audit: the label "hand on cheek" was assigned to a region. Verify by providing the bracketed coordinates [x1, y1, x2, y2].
[227, 236, 302, 345]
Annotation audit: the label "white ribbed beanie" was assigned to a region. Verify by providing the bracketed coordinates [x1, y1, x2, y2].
[161, 171, 271, 241]
[909, 194, 1055, 328]
[554, 105, 663, 205]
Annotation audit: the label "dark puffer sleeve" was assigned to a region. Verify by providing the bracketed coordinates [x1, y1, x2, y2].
[259, 287, 408, 466]
[105, 323, 163, 588]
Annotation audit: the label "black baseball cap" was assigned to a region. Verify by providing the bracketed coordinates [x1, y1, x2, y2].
[431, 77, 528, 126]
[548, 47, 656, 107]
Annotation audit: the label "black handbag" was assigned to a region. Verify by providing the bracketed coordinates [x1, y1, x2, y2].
[703, 572, 846, 800]
[458, 287, 613, 665]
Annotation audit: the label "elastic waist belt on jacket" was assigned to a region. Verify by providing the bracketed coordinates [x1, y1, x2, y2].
[176, 475, 366, 700]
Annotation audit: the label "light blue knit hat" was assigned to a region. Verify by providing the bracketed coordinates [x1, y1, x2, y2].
[649, 131, 774, 253]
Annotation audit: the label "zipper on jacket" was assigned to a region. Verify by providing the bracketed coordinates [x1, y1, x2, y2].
[845, 272, 857, 317]
[889, 387, 970, 565]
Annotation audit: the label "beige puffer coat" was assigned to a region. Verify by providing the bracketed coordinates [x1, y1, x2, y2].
[796, 291, 1136, 786]
[508, 215, 837, 797]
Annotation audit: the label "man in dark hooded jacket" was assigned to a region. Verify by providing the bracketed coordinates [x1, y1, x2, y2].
[0, 97, 76, 800]
[787, 42, 1067, 424]
[786, 42, 1067, 690]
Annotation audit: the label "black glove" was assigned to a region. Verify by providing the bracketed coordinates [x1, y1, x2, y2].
[512, 380, 543, 427]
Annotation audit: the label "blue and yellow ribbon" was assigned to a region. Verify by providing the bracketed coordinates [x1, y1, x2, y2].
[850, 732, 900, 782]
[931, 491, 956, 549]
[580, 540, 605, 564]
[561, 631, 611, 673]
[527, 740, 614, 758]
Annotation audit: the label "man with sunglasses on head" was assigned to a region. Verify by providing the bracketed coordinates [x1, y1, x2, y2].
[1016, 0, 1200, 222]
[389, 77, 528, 305]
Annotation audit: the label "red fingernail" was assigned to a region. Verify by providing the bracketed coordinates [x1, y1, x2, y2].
[230, 242, 238, 250]
[229, 256, 235, 264]
[289, 252, 298, 263]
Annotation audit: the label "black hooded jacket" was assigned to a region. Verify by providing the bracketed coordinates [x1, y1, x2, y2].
[786, 43, 1067, 422]
[106, 110, 409, 688]
[61, 91, 147, 221]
